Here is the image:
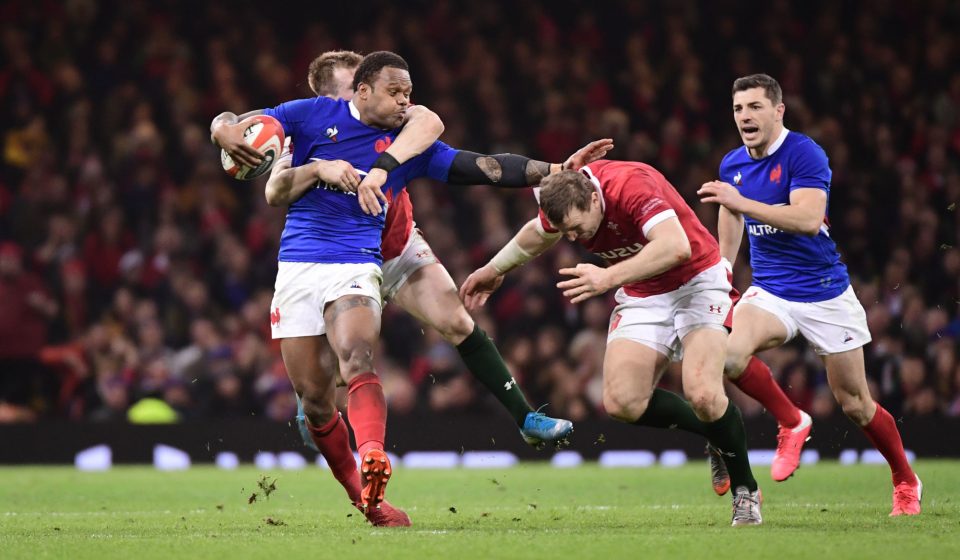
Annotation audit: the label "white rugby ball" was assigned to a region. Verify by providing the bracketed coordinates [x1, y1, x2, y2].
[221, 115, 285, 180]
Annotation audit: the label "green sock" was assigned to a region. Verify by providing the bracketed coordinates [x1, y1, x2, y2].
[633, 388, 708, 436]
[456, 325, 534, 426]
[702, 401, 758, 492]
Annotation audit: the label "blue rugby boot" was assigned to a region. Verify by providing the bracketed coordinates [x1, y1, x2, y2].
[520, 410, 573, 449]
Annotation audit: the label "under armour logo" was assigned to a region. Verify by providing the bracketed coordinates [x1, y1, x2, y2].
[504, 377, 517, 391]
[709, 305, 723, 314]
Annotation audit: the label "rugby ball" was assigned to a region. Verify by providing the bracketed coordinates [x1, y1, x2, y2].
[220, 115, 285, 180]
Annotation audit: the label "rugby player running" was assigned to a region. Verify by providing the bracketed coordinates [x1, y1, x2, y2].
[212, 51, 609, 526]
[263, 51, 574, 452]
[698, 73, 920, 516]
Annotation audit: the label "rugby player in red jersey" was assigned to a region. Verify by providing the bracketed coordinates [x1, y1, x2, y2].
[462, 161, 762, 526]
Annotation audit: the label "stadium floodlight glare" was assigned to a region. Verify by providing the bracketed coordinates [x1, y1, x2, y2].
[74, 444, 112, 472]
[153, 444, 190, 471]
[216, 452, 239, 470]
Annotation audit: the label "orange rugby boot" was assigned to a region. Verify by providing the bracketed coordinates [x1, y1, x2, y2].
[771, 410, 812, 481]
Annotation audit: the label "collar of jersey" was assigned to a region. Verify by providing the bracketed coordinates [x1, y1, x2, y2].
[348, 100, 361, 120]
[580, 165, 607, 214]
[746, 126, 790, 159]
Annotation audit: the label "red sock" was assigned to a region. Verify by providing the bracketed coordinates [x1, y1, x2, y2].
[308, 413, 361, 503]
[347, 372, 387, 459]
[862, 403, 915, 486]
[731, 356, 802, 428]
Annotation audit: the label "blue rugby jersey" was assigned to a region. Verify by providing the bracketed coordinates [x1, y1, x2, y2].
[719, 128, 849, 302]
[263, 98, 456, 264]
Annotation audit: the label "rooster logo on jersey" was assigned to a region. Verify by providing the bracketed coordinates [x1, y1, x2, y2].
[325, 126, 338, 142]
[769, 163, 782, 184]
[734, 171, 742, 185]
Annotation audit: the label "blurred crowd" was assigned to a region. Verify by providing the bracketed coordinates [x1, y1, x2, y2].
[1, 0, 958, 424]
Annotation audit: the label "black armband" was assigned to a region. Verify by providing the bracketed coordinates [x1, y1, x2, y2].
[448, 151, 549, 188]
[372, 152, 401, 172]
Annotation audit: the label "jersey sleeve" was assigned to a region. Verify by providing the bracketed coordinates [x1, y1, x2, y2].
[263, 98, 327, 141]
[788, 141, 831, 192]
[621, 172, 677, 237]
[402, 140, 459, 183]
[718, 151, 735, 184]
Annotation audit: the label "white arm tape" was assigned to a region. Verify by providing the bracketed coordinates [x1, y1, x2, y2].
[490, 237, 536, 275]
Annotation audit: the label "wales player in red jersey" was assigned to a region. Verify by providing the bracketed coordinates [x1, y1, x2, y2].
[462, 161, 762, 526]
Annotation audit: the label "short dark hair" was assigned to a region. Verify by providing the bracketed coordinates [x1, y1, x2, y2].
[352, 51, 409, 91]
[732, 73, 782, 105]
[538, 170, 595, 226]
[307, 50, 362, 96]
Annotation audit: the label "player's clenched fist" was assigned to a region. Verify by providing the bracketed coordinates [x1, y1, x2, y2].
[557, 263, 613, 303]
[459, 264, 505, 311]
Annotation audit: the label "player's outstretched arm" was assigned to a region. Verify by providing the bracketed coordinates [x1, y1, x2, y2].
[558, 217, 691, 304]
[460, 218, 561, 310]
[353, 105, 445, 214]
[717, 205, 745, 267]
[698, 181, 827, 236]
[210, 110, 267, 168]
[264, 157, 362, 207]
[446, 139, 614, 188]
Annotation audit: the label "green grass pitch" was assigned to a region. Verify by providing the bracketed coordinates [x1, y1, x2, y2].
[1, 461, 958, 559]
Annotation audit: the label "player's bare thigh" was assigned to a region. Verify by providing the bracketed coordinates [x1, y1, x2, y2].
[602, 338, 670, 422]
[323, 294, 382, 383]
[725, 303, 790, 378]
[392, 263, 474, 345]
[821, 346, 876, 426]
[679, 327, 729, 421]
[281, 335, 338, 425]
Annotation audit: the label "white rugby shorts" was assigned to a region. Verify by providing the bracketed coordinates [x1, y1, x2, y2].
[270, 262, 382, 339]
[380, 228, 439, 302]
[735, 284, 871, 355]
[607, 260, 731, 361]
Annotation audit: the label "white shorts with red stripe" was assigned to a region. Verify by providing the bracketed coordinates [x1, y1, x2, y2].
[607, 260, 732, 361]
[380, 228, 439, 302]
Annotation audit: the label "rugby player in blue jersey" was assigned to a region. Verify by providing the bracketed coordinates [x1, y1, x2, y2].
[698, 74, 921, 516]
[212, 51, 607, 526]
[264, 51, 575, 455]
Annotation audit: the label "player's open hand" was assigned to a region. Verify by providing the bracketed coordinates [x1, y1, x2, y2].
[557, 263, 612, 303]
[215, 122, 263, 168]
[562, 139, 615, 171]
[316, 160, 362, 192]
[459, 264, 505, 310]
[698, 180, 748, 213]
[357, 168, 390, 215]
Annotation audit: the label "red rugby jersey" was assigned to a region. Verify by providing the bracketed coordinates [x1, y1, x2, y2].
[537, 160, 719, 297]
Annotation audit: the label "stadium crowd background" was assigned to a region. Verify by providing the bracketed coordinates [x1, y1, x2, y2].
[0, 0, 958, 426]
